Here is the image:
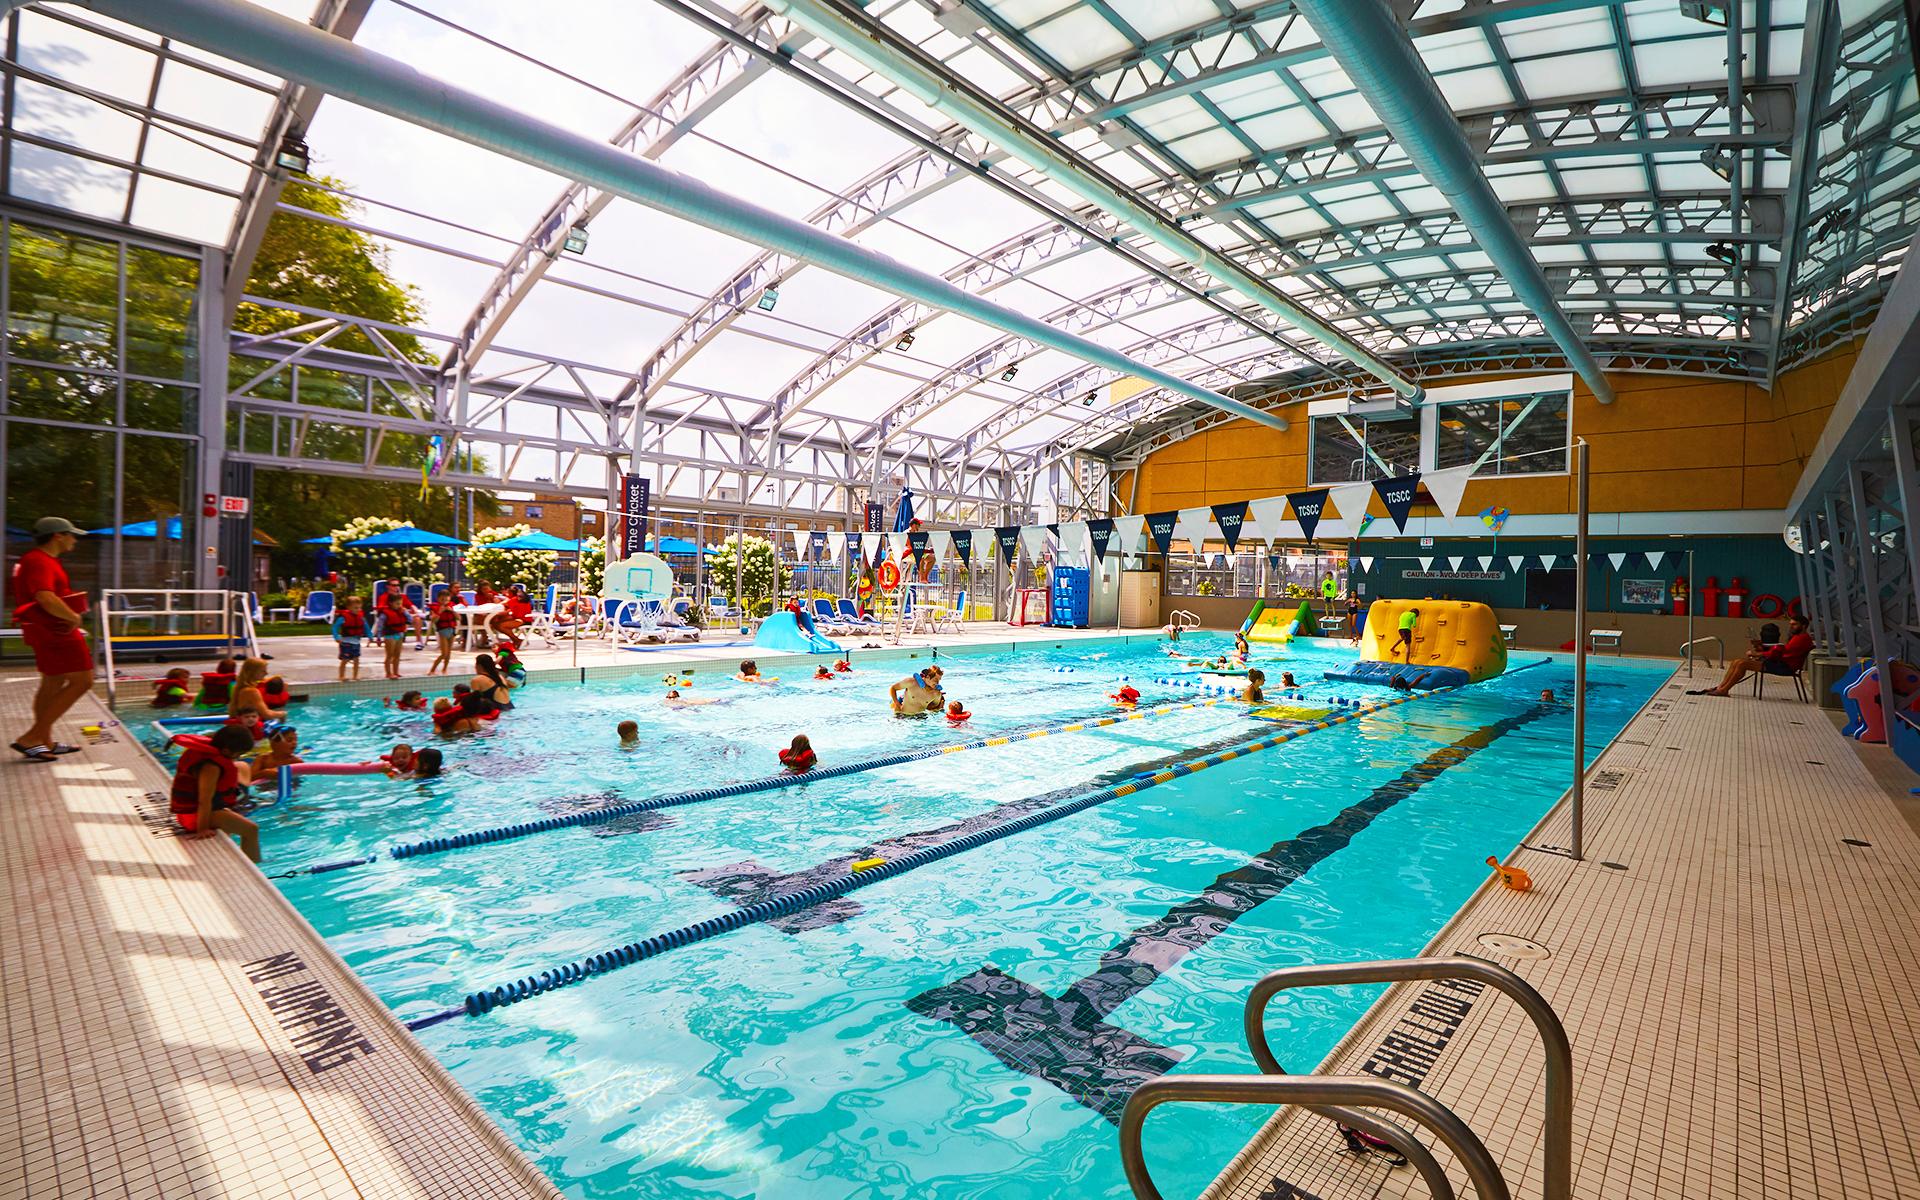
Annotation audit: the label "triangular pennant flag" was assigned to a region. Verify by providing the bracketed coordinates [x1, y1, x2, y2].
[790, 529, 810, 560]
[928, 529, 952, 560]
[1421, 465, 1473, 519]
[1173, 507, 1211, 552]
[994, 525, 1021, 563]
[1114, 514, 1146, 555]
[907, 529, 930, 564]
[824, 531, 845, 560]
[1060, 521, 1089, 561]
[1509, 554, 1528, 573]
[1287, 489, 1330, 543]
[1247, 496, 1288, 543]
[861, 532, 883, 567]
[1540, 554, 1558, 572]
[1439, 556, 1457, 573]
[1267, 549, 1281, 576]
[1357, 556, 1374, 574]
[1647, 549, 1665, 570]
[1211, 500, 1250, 551]
[950, 529, 972, 566]
[1020, 525, 1049, 559]
[1046, 523, 1061, 540]
[808, 530, 827, 560]
[1329, 481, 1374, 525]
[1372, 473, 1422, 533]
[1475, 555, 1491, 572]
[1607, 552, 1626, 571]
[1210, 553, 1229, 571]
[1088, 517, 1115, 561]
[1145, 511, 1177, 556]
[1418, 556, 1434, 572]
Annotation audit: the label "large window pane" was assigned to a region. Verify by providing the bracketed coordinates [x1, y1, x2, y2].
[5, 421, 114, 594]
[1435, 399, 1499, 471]
[7, 221, 118, 370]
[1367, 421, 1420, 478]
[1311, 416, 1364, 484]
[120, 434, 195, 589]
[125, 380, 197, 432]
[124, 245, 199, 381]
[7, 365, 115, 423]
[1499, 394, 1570, 474]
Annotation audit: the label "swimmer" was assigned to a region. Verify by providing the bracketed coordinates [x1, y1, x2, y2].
[260, 675, 304, 708]
[432, 696, 485, 735]
[945, 699, 971, 723]
[813, 666, 834, 681]
[1539, 688, 1556, 704]
[663, 689, 720, 709]
[1280, 672, 1298, 689]
[1389, 675, 1414, 692]
[1166, 624, 1182, 643]
[1234, 633, 1250, 662]
[889, 663, 945, 715]
[409, 747, 444, 778]
[386, 690, 427, 711]
[735, 659, 776, 684]
[778, 734, 816, 772]
[151, 667, 192, 708]
[1243, 668, 1266, 704]
[247, 726, 302, 787]
[833, 658, 852, 673]
[382, 744, 417, 776]
[617, 719, 640, 748]
[1111, 684, 1141, 707]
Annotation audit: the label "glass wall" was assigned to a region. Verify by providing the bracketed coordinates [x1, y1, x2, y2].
[1165, 549, 1346, 600]
[1310, 386, 1572, 485]
[1, 211, 205, 597]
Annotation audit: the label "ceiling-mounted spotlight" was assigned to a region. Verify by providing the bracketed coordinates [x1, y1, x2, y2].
[1000, 366, 1018, 382]
[1704, 241, 1739, 267]
[1082, 391, 1097, 406]
[274, 131, 311, 175]
[894, 330, 916, 351]
[756, 287, 780, 312]
[1678, 0, 1729, 26]
[562, 223, 589, 255]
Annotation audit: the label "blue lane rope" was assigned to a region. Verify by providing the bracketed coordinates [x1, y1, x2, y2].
[280, 698, 1233, 876]
[403, 676, 1489, 1032]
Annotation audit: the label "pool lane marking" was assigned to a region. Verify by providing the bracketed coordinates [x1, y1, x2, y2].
[907, 699, 1563, 1124]
[402, 677, 1489, 1032]
[280, 697, 1237, 875]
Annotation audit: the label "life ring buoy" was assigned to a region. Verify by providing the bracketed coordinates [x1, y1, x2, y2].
[1788, 596, 1805, 620]
[878, 560, 902, 592]
[1750, 593, 1785, 618]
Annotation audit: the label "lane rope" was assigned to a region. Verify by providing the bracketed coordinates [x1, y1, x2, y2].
[403, 668, 1556, 1032]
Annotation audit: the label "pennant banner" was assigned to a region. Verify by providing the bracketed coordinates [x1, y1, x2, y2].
[1509, 554, 1528, 573]
[1647, 550, 1665, 571]
[1088, 517, 1115, 561]
[1145, 511, 1177, 556]
[1060, 521, 1089, 560]
[927, 529, 952, 562]
[1540, 554, 1558, 572]
[1357, 556, 1374, 574]
[790, 529, 809, 561]
[1422, 466, 1473, 520]
[1372, 473, 1422, 533]
[1439, 556, 1457, 573]
[1330, 482, 1374, 527]
[1211, 500, 1249, 551]
[1607, 552, 1626, 571]
[1287, 489, 1330, 544]
[1475, 556, 1491, 572]
[950, 529, 972, 566]
[1417, 556, 1434, 572]
[1248, 496, 1288, 543]
[907, 529, 930, 564]
[994, 525, 1020, 563]
[824, 531, 845, 560]
[1114, 514, 1146, 556]
[1173, 507, 1211, 552]
[1020, 525, 1049, 560]
[808, 531, 828, 559]
[861, 532, 883, 567]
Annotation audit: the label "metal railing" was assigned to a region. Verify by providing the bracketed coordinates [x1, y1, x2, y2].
[1679, 635, 1724, 674]
[100, 590, 261, 704]
[1244, 956, 1572, 1200]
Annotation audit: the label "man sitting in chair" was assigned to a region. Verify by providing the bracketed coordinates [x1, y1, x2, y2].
[1691, 613, 1812, 696]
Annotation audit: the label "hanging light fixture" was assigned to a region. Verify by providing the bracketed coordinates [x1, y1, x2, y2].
[757, 287, 780, 312]
[1000, 366, 1018, 382]
[274, 131, 311, 174]
[894, 330, 916, 351]
[562, 224, 590, 255]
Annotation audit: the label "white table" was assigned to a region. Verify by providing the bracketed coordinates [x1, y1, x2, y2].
[451, 603, 503, 648]
[267, 607, 295, 623]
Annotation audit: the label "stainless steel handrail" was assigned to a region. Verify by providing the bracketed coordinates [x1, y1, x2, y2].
[1120, 1074, 1506, 1200]
[1244, 956, 1571, 1200]
[1679, 635, 1724, 672]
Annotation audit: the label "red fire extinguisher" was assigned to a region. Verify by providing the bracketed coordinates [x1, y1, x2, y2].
[1671, 576, 1688, 616]
[1700, 575, 1722, 618]
[1724, 576, 1747, 619]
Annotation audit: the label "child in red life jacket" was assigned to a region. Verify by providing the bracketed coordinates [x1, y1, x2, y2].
[332, 597, 367, 681]
[945, 700, 971, 723]
[1111, 684, 1141, 708]
[168, 724, 261, 862]
[151, 668, 191, 707]
[778, 734, 816, 772]
[193, 657, 238, 709]
[429, 597, 459, 675]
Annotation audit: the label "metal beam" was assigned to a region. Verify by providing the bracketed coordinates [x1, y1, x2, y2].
[1288, 0, 1615, 403]
[1767, 0, 1838, 384]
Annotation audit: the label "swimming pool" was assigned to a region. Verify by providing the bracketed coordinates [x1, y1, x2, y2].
[171, 635, 1672, 1199]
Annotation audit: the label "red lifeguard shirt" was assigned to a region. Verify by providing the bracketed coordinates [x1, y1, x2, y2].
[1766, 632, 1814, 671]
[11, 547, 72, 628]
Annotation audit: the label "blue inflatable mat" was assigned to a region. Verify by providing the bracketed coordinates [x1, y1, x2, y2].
[1322, 660, 1470, 689]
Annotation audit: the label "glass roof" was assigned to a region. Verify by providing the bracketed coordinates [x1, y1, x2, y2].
[2, 0, 1914, 473]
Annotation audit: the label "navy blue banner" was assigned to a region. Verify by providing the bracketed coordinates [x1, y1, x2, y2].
[951, 530, 972, 566]
[1087, 518, 1115, 561]
[907, 529, 930, 564]
[619, 474, 650, 559]
[1211, 500, 1249, 551]
[1372, 473, 1422, 533]
[995, 525, 1021, 563]
[863, 501, 886, 532]
[1287, 489, 1328, 543]
[1145, 511, 1177, 556]
[1046, 523, 1061, 540]
[808, 531, 827, 559]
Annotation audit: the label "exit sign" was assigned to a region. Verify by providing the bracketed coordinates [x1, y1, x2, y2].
[219, 495, 250, 516]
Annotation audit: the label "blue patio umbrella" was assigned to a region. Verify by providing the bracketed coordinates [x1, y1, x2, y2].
[89, 517, 187, 538]
[892, 486, 916, 532]
[652, 536, 700, 555]
[485, 531, 579, 552]
[342, 527, 468, 548]
[299, 535, 333, 544]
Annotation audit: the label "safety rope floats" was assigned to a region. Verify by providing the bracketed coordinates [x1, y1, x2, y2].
[403, 680, 1465, 1032]
[283, 697, 1236, 877]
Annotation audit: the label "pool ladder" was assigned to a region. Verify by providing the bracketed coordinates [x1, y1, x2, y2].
[1119, 956, 1572, 1200]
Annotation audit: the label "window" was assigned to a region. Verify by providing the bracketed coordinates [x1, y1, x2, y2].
[1433, 392, 1570, 475]
[1310, 415, 1420, 484]
[526, 505, 543, 518]
[500, 503, 514, 515]
[583, 511, 598, 526]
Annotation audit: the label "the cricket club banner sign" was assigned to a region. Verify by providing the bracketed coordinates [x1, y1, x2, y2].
[1211, 501, 1249, 551]
[1287, 489, 1329, 543]
[863, 501, 886, 532]
[1145, 511, 1177, 556]
[619, 474, 650, 559]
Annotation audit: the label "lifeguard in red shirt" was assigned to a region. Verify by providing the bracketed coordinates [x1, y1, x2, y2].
[9, 516, 92, 762]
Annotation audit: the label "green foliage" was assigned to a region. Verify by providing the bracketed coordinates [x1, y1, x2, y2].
[329, 516, 440, 581]
[712, 533, 792, 618]
[464, 524, 556, 589]
[577, 535, 606, 596]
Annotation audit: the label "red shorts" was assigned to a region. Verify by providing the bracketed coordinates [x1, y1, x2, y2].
[23, 623, 91, 676]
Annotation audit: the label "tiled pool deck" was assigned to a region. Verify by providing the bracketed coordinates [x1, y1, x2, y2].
[6, 637, 1917, 1199]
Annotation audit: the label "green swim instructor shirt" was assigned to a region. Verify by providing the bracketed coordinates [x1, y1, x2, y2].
[1398, 610, 1417, 632]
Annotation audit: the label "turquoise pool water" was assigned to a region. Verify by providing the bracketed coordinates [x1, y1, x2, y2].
[177, 635, 1672, 1199]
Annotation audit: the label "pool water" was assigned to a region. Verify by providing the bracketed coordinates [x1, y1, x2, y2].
[173, 635, 1672, 1199]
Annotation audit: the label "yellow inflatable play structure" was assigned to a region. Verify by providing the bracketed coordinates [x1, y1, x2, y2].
[1327, 599, 1508, 687]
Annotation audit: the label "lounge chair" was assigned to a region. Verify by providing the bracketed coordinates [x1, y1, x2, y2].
[812, 598, 852, 635]
[404, 582, 426, 608]
[836, 598, 883, 632]
[299, 590, 334, 623]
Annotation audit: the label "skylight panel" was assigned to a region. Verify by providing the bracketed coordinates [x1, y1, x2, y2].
[10, 79, 142, 160]
[1485, 170, 1557, 203]
[1320, 193, 1398, 225]
[1230, 105, 1332, 152]
[1498, 9, 1615, 55]
[1249, 203, 1329, 235]
[1329, 264, 1388, 286]
[1630, 36, 1726, 88]
[980, 0, 1081, 30]
[141, 125, 253, 194]
[1556, 165, 1651, 195]
[1511, 49, 1623, 99]
[1529, 244, 1589, 264]
[9, 142, 129, 219]
[1655, 161, 1725, 190]
[679, 330, 829, 397]
[1312, 93, 1381, 135]
[154, 60, 275, 133]
[17, 10, 157, 105]
[1130, 95, 1217, 141]
[1105, 0, 1218, 42]
[1204, 76, 1297, 117]
[1389, 256, 1451, 278]
[127, 176, 236, 247]
[1433, 66, 1513, 110]
[1164, 126, 1252, 172]
[1024, 5, 1132, 71]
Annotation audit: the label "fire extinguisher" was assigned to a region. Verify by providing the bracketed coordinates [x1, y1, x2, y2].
[1700, 575, 1722, 618]
[1725, 576, 1747, 619]
[1671, 576, 1688, 616]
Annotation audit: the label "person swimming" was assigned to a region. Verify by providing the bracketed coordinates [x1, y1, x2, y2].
[663, 689, 720, 709]
[1280, 672, 1298, 688]
[1243, 668, 1266, 704]
[617, 719, 640, 748]
[889, 664, 945, 715]
[945, 699, 971, 723]
[813, 666, 834, 681]
[1111, 684, 1141, 707]
[833, 658, 852, 673]
[736, 659, 777, 684]
[386, 690, 427, 711]
[778, 734, 816, 772]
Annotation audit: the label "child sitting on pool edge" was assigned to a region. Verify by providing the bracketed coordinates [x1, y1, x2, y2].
[778, 734, 816, 772]
[617, 720, 640, 748]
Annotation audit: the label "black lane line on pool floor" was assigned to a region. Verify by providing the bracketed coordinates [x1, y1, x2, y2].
[904, 702, 1557, 1125]
[679, 724, 1277, 931]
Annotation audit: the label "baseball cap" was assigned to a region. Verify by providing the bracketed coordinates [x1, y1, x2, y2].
[32, 516, 85, 537]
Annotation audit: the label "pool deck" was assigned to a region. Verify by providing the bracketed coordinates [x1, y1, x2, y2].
[1202, 672, 1920, 1200]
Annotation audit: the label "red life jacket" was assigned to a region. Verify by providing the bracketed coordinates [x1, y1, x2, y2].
[169, 735, 241, 816]
[196, 671, 235, 706]
[434, 605, 458, 630]
[779, 746, 816, 770]
[337, 610, 367, 637]
[261, 684, 290, 708]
